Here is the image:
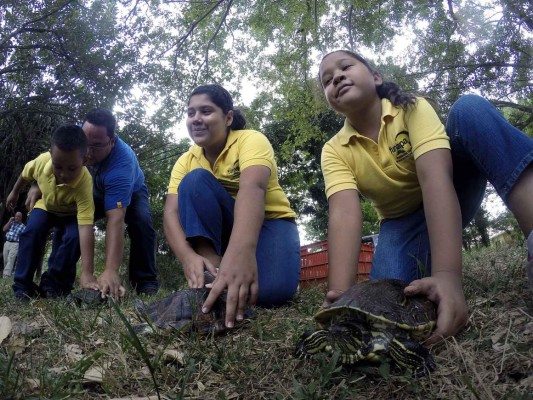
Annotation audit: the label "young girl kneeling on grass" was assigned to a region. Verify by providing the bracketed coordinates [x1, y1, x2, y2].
[319, 50, 533, 343]
[163, 84, 300, 329]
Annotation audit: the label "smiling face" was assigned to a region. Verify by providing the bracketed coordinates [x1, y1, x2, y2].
[186, 94, 233, 152]
[14, 212, 22, 222]
[319, 51, 383, 115]
[83, 121, 115, 165]
[50, 145, 86, 185]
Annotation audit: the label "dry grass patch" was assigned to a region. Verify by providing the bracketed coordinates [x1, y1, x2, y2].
[1, 244, 532, 399]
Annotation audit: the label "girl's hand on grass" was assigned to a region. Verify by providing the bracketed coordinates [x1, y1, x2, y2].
[404, 272, 468, 345]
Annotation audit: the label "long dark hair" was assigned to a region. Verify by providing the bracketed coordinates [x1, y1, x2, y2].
[320, 50, 417, 109]
[189, 84, 247, 130]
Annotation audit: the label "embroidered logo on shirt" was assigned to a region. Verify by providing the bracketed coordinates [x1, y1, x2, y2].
[389, 131, 412, 162]
[227, 160, 240, 180]
[117, 201, 122, 208]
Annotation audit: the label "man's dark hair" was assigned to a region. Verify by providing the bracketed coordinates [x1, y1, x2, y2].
[85, 108, 116, 137]
[51, 124, 88, 156]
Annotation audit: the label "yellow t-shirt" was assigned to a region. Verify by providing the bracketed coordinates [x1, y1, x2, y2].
[321, 98, 450, 219]
[22, 152, 95, 225]
[168, 129, 296, 219]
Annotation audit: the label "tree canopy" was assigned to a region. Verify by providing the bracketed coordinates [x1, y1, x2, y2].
[1, 0, 531, 242]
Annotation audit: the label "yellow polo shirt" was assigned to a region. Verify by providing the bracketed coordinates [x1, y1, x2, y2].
[168, 129, 296, 219]
[321, 98, 450, 219]
[22, 152, 95, 225]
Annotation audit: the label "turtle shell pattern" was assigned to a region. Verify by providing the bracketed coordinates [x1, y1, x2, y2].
[315, 279, 436, 340]
[135, 288, 254, 335]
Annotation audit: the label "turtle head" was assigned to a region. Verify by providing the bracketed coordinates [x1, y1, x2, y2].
[295, 329, 330, 359]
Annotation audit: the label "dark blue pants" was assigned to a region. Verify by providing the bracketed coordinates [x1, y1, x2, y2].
[371, 95, 533, 281]
[94, 184, 159, 293]
[177, 169, 300, 307]
[13, 209, 80, 296]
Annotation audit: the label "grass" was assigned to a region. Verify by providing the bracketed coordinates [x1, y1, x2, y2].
[0, 244, 532, 399]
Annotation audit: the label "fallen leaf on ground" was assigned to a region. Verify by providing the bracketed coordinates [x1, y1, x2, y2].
[83, 366, 105, 383]
[162, 349, 185, 365]
[0, 316, 12, 344]
[65, 343, 83, 362]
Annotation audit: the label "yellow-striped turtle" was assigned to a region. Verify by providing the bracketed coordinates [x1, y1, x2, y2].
[295, 279, 437, 377]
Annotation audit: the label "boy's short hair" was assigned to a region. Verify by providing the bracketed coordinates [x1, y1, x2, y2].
[84, 108, 116, 137]
[52, 124, 88, 156]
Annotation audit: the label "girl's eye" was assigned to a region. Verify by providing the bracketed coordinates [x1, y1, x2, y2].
[323, 77, 332, 86]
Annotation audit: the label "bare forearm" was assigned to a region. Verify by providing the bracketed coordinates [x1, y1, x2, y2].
[78, 225, 95, 275]
[327, 191, 362, 292]
[225, 185, 265, 255]
[423, 185, 463, 275]
[105, 216, 125, 273]
[417, 149, 463, 276]
[11, 175, 28, 195]
[163, 195, 197, 262]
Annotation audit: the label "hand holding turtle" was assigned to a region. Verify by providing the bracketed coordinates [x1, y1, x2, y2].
[203, 249, 259, 328]
[182, 252, 218, 289]
[79, 271, 101, 292]
[404, 271, 468, 344]
[97, 269, 126, 300]
[321, 289, 345, 309]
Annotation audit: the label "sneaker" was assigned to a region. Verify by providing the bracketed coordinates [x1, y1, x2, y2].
[40, 289, 64, 300]
[14, 292, 32, 303]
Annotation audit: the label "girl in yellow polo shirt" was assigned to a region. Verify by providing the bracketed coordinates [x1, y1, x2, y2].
[164, 84, 300, 329]
[319, 50, 533, 344]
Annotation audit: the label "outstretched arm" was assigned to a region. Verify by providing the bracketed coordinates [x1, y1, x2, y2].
[163, 194, 218, 288]
[6, 175, 28, 212]
[78, 224, 99, 291]
[325, 189, 363, 306]
[97, 208, 127, 299]
[405, 148, 467, 344]
[202, 165, 269, 328]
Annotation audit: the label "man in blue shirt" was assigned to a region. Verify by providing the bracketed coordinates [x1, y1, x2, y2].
[27, 109, 159, 298]
[3, 212, 25, 278]
[79, 108, 159, 298]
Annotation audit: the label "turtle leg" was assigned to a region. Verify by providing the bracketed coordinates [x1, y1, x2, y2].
[295, 329, 330, 358]
[389, 337, 436, 377]
[296, 326, 366, 365]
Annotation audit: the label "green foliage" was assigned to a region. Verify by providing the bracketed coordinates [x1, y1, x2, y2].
[2, 0, 531, 242]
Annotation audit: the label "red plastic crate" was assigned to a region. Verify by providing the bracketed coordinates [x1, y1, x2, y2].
[299, 240, 374, 288]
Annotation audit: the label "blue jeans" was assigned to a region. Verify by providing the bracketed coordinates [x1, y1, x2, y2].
[177, 169, 301, 307]
[371, 95, 533, 282]
[94, 184, 159, 294]
[13, 209, 80, 296]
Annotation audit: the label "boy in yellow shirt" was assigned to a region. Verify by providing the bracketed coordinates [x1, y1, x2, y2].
[7, 124, 95, 301]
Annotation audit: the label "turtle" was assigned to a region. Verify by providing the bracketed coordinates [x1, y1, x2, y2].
[134, 273, 255, 335]
[295, 279, 437, 377]
[67, 288, 108, 308]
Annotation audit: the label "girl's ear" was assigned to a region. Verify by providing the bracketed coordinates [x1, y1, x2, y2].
[225, 110, 234, 127]
[373, 71, 383, 86]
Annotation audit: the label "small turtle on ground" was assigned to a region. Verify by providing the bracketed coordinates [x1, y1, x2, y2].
[134, 272, 254, 335]
[67, 288, 107, 308]
[295, 279, 437, 377]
